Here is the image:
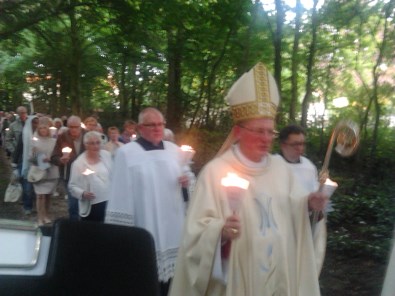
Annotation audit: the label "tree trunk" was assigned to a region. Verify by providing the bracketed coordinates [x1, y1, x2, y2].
[274, 0, 284, 95]
[130, 63, 138, 120]
[240, 0, 260, 72]
[190, 62, 208, 128]
[289, 0, 302, 123]
[165, 28, 184, 132]
[68, 2, 82, 116]
[205, 28, 232, 128]
[369, 2, 392, 162]
[301, 0, 319, 128]
[118, 53, 128, 118]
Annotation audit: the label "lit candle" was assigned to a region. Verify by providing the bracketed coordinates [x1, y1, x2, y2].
[82, 168, 95, 192]
[49, 126, 57, 137]
[131, 134, 137, 141]
[221, 172, 249, 213]
[81, 168, 95, 217]
[80, 123, 86, 129]
[319, 178, 338, 198]
[82, 168, 95, 176]
[180, 145, 195, 166]
[62, 146, 72, 156]
[32, 137, 38, 141]
[61, 147, 72, 179]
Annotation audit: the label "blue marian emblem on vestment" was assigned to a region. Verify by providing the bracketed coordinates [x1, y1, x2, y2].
[254, 195, 278, 273]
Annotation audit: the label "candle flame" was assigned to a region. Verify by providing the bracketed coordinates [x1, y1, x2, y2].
[132, 134, 137, 139]
[81, 123, 86, 129]
[320, 178, 338, 197]
[181, 145, 194, 152]
[32, 137, 38, 141]
[180, 145, 195, 165]
[49, 127, 57, 130]
[62, 147, 72, 153]
[324, 178, 338, 186]
[82, 168, 95, 175]
[221, 173, 249, 189]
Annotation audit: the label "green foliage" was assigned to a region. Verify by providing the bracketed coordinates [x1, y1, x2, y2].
[327, 180, 395, 260]
[176, 125, 230, 174]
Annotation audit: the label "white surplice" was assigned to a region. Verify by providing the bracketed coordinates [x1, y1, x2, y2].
[283, 155, 327, 274]
[105, 141, 187, 282]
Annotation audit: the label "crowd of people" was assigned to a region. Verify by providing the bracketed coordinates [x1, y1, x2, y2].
[0, 110, 177, 225]
[0, 62, 331, 295]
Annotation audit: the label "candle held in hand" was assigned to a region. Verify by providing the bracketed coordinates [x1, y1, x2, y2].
[49, 127, 57, 137]
[82, 168, 95, 176]
[62, 146, 72, 155]
[221, 173, 249, 212]
[319, 178, 338, 198]
[180, 145, 195, 166]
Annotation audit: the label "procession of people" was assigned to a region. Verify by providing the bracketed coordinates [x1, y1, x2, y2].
[0, 63, 339, 295]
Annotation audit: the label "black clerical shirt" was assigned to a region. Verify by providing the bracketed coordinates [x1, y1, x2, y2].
[136, 137, 164, 151]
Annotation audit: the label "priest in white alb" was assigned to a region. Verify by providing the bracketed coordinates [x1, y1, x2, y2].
[105, 107, 193, 296]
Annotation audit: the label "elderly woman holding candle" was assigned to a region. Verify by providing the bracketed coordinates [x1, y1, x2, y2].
[68, 131, 112, 222]
[170, 63, 328, 296]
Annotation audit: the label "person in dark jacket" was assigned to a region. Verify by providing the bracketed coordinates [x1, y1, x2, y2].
[51, 115, 85, 220]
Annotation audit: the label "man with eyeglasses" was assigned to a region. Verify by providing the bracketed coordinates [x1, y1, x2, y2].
[279, 124, 327, 274]
[51, 115, 86, 220]
[105, 107, 193, 296]
[170, 63, 327, 296]
[279, 125, 317, 187]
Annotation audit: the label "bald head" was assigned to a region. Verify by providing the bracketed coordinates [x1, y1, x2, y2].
[67, 115, 82, 139]
[16, 106, 28, 122]
[138, 107, 164, 124]
[67, 115, 81, 126]
[138, 107, 165, 145]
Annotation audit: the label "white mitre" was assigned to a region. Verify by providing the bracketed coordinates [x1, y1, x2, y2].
[226, 62, 280, 123]
[217, 62, 281, 156]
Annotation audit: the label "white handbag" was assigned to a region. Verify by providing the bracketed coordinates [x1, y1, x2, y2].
[79, 199, 91, 217]
[4, 182, 22, 203]
[27, 165, 46, 183]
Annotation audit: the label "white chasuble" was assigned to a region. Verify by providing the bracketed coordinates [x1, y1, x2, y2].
[169, 148, 322, 296]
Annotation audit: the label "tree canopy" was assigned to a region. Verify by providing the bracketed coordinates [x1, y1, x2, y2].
[0, 0, 394, 151]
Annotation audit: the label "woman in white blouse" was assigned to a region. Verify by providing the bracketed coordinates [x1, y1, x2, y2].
[68, 131, 112, 222]
[30, 117, 59, 225]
